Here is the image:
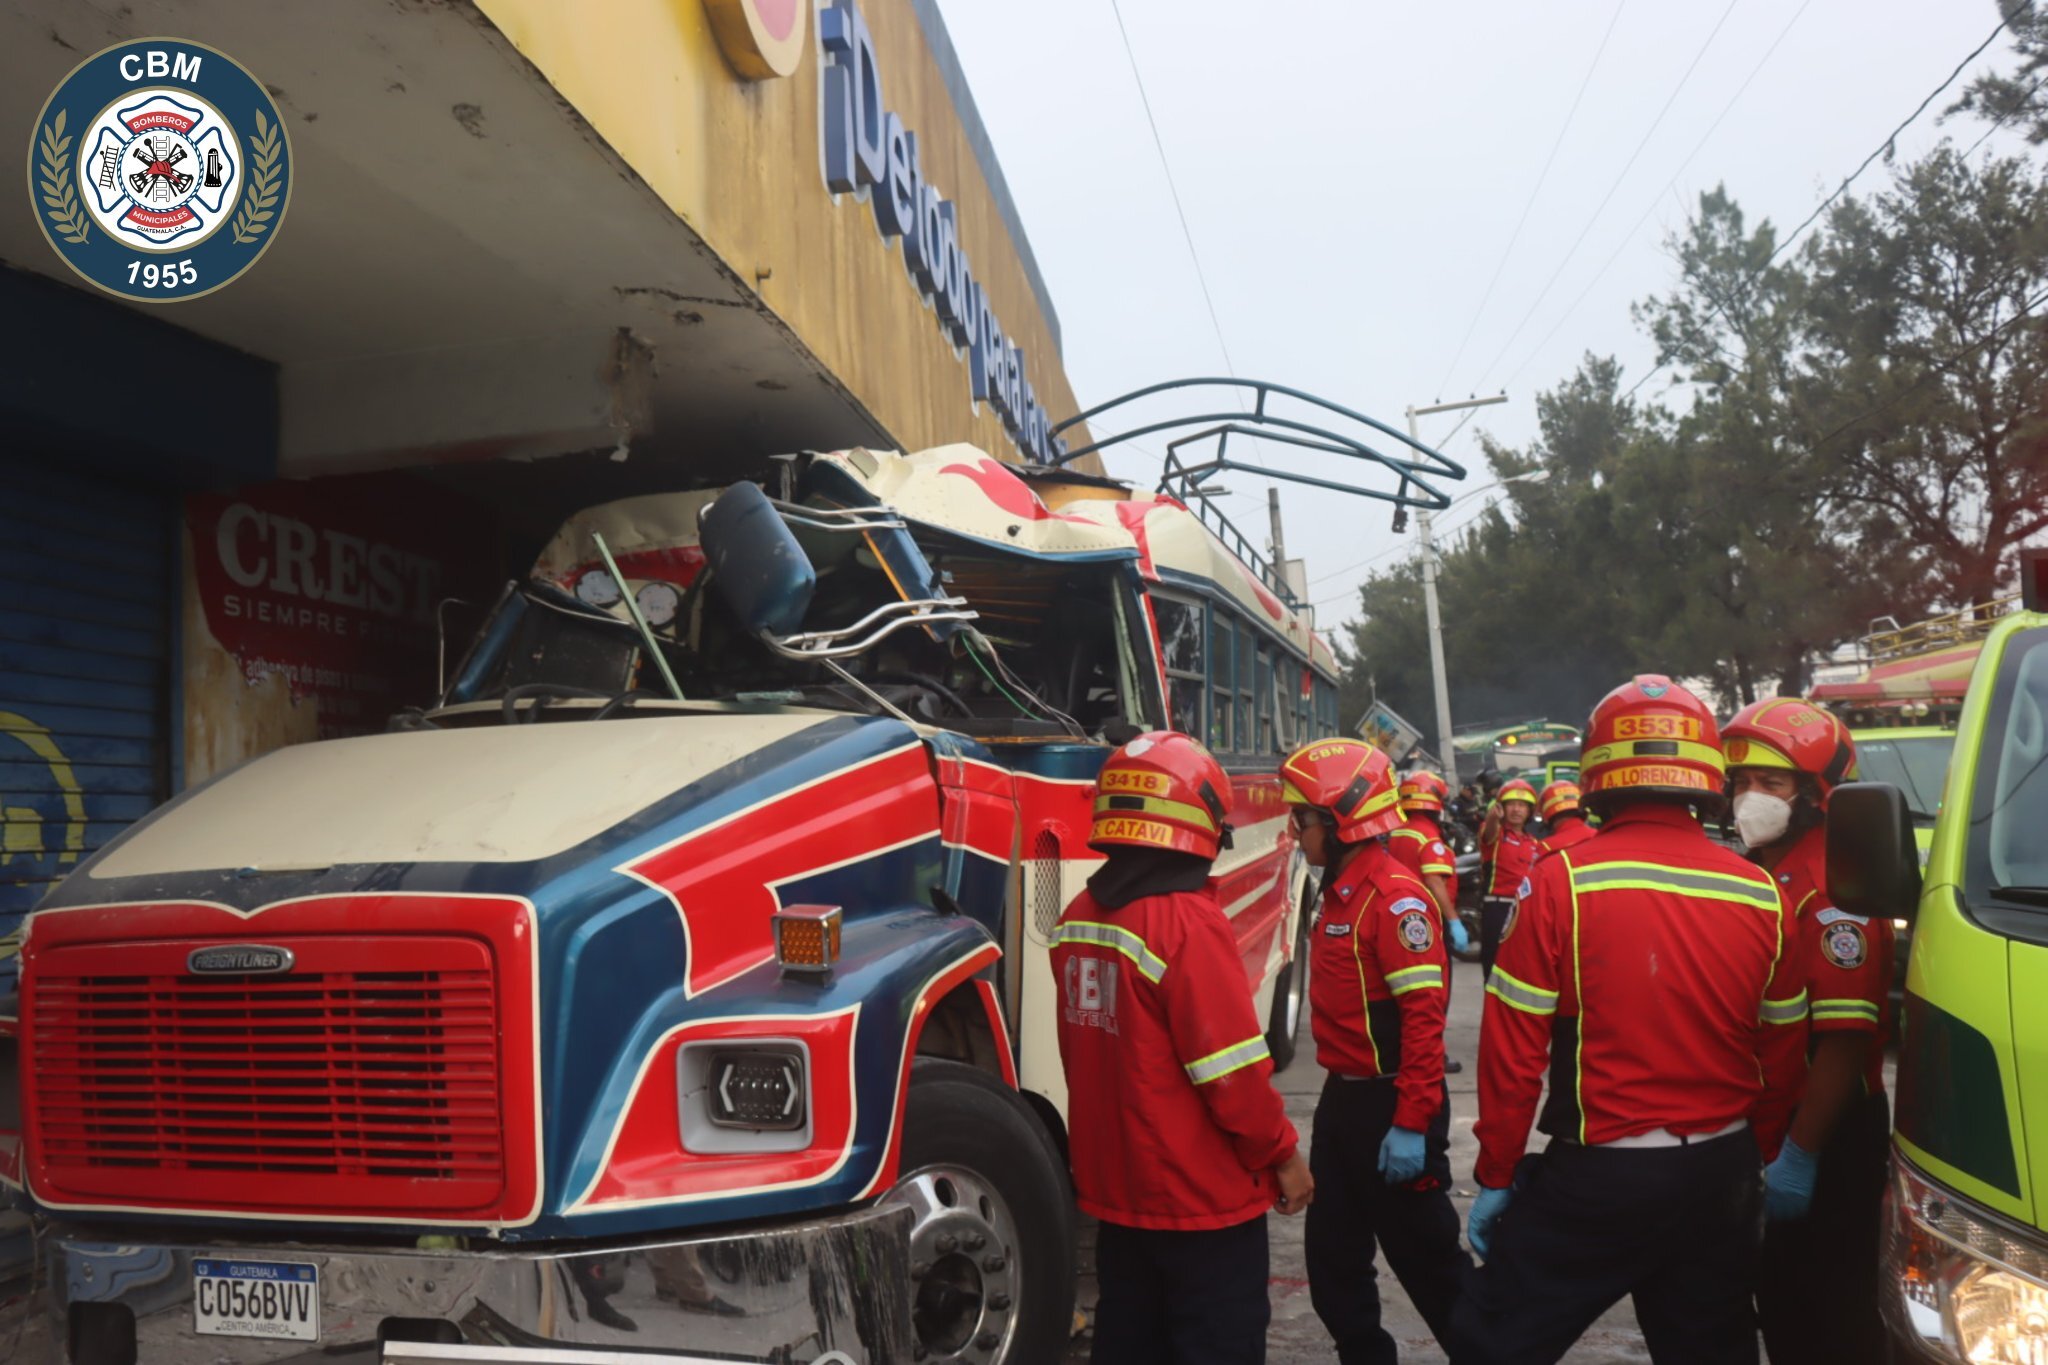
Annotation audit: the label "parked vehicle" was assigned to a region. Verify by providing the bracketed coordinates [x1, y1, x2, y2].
[1, 445, 1339, 1364]
[1829, 553, 2048, 1363]
[1450, 720, 1582, 786]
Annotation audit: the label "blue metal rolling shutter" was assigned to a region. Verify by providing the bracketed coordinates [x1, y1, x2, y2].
[0, 464, 171, 917]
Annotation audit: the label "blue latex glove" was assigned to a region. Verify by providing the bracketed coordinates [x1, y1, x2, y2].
[1469, 1186, 1512, 1259]
[1448, 915, 1472, 953]
[1378, 1125, 1427, 1184]
[1765, 1139, 1819, 1221]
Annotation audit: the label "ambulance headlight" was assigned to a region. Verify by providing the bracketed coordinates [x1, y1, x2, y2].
[1955, 1270, 2048, 1363]
[1886, 1153, 2048, 1362]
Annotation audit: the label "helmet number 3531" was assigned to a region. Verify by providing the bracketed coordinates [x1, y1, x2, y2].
[27, 39, 291, 303]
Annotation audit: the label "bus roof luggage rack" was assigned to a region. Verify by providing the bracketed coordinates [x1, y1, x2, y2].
[1044, 377, 1468, 608]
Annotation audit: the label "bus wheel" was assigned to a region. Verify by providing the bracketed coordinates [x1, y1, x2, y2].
[1265, 881, 1312, 1072]
[884, 1059, 1075, 1364]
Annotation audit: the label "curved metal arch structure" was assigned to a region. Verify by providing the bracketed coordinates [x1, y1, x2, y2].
[1044, 377, 1473, 607]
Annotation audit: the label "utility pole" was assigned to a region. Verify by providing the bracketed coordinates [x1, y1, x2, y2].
[1267, 486, 1287, 570]
[1408, 395, 1508, 774]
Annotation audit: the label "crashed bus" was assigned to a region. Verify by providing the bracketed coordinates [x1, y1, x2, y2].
[5, 444, 1344, 1364]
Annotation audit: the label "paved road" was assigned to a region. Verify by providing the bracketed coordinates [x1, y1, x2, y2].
[1063, 956, 1653, 1363]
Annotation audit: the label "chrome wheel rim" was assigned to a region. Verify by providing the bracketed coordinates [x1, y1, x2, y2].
[1284, 936, 1306, 1040]
[881, 1163, 1022, 1363]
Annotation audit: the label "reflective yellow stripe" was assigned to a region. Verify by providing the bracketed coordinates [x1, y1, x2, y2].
[1421, 860, 1454, 876]
[1812, 999, 1881, 1023]
[1353, 908, 1383, 1074]
[1761, 991, 1810, 1025]
[1487, 968, 1559, 1016]
[1568, 861, 1780, 912]
[1091, 792, 1219, 833]
[1357, 786, 1402, 819]
[1581, 739, 1727, 771]
[1185, 1034, 1271, 1084]
[1385, 964, 1444, 995]
[1051, 920, 1168, 983]
[1569, 855, 1588, 1142]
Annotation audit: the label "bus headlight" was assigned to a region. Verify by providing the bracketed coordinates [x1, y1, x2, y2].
[1888, 1152, 2048, 1362]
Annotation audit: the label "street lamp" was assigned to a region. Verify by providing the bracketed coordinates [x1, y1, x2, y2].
[1405, 395, 1538, 775]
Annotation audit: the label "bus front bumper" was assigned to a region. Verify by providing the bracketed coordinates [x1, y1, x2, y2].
[26, 1203, 911, 1364]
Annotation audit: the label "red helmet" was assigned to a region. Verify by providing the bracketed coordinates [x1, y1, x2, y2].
[1090, 731, 1234, 860]
[1398, 770, 1450, 814]
[1495, 778, 1539, 809]
[1539, 780, 1583, 820]
[1580, 674, 1727, 811]
[1722, 698, 1857, 802]
[1279, 739, 1403, 843]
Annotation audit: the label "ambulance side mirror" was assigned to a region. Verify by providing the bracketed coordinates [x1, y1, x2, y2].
[1827, 781, 1922, 923]
[699, 480, 817, 639]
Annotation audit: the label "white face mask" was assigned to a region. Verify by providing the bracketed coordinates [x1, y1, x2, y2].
[1732, 791, 1794, 849]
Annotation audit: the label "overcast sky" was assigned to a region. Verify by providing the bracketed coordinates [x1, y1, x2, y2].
[938, 0, 2032, 638]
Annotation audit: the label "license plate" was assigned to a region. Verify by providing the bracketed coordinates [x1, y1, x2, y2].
[192, 1258, 320, 1342]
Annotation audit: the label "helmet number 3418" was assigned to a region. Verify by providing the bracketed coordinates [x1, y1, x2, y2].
[27, 39, 291, 303]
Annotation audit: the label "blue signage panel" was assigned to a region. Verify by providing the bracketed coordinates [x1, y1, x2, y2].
[820, 0, 1066, 466]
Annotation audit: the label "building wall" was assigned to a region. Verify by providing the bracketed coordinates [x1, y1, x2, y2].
[473, 0, 1087, 466]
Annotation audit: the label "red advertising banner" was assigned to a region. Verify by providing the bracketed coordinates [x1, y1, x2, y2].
[186, 471, 499, 738]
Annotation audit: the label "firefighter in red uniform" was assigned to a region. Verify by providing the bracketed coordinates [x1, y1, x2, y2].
[1722, 699, 1892, 1364]
[1394, 770, 1472, 1074]
[1282, 739, 1470, 1365]
[1451, 677, 1808, 1365]
[1052, 731, 1312, 1365]
[1392, 771, 1471, 952]
[1534, 781, 1595, 858]
[1477, 778, 1540, 978]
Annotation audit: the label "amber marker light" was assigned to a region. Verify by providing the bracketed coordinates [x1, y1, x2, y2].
[774, 904, 842, 974]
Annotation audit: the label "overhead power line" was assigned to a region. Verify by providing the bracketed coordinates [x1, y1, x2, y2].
[1622, 13, 2013, 402]
[1771, 18, 2013, 260]
[1430, 0, 1629, 400]
[1960, 72, 2048, 159]
[1498, 0, 1814, 392]
[1106, 0, 1273, 476]
[1108, 0, 1238, 383]
[1468, 0, 1745, 394]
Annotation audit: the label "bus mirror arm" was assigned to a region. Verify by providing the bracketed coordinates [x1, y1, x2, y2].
[1827, 782, 1923, 924]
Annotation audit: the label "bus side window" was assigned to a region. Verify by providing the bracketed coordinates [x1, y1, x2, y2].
[1154, 596, 1207, 741]
[1274, 653, 1298, 750]
[1211, 616, 1235, 752]
[1235, 618, 1255, 755]
[1256, 647, 1275, 753]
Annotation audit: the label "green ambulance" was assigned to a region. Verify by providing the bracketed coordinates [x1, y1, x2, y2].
[1831, 552, 2048, 1362]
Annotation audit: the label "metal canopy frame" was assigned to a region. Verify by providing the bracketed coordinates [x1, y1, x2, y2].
[1044, 377, 1470, 608]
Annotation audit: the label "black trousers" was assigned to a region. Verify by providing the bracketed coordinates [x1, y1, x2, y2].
[1093, 1214, 1270, 1365]
[1450, 1129, 1764, 1365]
[1758, 1091, 1892, 1364]
[1479, 897, 1515, 980]
[1306, 1075, 1471, 1365]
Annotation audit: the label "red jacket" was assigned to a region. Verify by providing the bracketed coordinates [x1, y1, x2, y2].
[1309, 842, 1449, 1132]
[1764, 824, 1893, 1106]
[1052, 885, 1298, 1230]
[1474, 804, 1807, 1189]
[1482, 826, 1540, 898]
[1537, 817, 1597, 859]
[1388, 818, 1459, 923]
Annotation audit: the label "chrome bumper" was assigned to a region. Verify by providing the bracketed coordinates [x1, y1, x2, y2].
[15, 1204, 911, 1364]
